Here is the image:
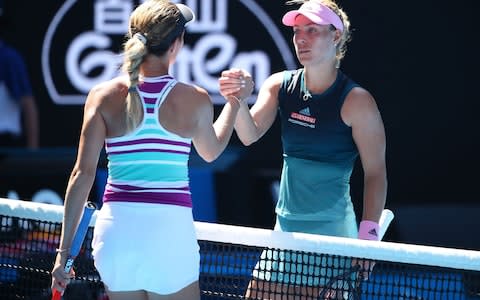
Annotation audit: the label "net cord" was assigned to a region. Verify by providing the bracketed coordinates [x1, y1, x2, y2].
[1, 197, 479, 271]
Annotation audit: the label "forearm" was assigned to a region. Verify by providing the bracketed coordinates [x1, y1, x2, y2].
[210, 100, 240, 159]
[362, 172, 387, 223]
[234, 102, 261, 146]
[58, 170, 96, 252]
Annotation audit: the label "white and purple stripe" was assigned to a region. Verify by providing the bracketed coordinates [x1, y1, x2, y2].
[103, 75, 193, 207]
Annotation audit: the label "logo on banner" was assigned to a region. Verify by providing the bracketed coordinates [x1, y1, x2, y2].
[42, 0, 296, 105]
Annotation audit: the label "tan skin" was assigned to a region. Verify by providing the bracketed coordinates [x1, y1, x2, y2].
[51, 35, 241, 300]
[220, 15, 387, 299]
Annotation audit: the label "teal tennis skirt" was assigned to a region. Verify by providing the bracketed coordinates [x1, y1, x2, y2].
[252, 212, 357, 286]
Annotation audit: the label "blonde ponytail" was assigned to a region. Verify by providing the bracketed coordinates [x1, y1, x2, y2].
[121, 34, 147, 131]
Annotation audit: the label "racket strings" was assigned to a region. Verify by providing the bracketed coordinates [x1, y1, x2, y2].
[318, 264, 363, 300]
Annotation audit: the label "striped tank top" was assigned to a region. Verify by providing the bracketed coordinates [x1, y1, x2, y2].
[102, 75, 193, 207]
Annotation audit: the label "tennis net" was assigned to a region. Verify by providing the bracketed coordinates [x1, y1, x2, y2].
[1, 197, 479, 299]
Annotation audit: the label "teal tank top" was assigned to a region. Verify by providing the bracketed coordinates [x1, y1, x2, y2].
[276, 69, 359, 221]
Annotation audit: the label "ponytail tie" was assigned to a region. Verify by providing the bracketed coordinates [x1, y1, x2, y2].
[133, 33, 147, 45]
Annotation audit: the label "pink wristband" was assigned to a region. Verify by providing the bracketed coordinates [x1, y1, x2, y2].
[358, 220, 380, 241]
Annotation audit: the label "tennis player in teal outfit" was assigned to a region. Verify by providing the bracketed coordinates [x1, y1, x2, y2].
[219, 0, 387, 298]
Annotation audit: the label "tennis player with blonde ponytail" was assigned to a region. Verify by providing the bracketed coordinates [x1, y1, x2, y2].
[50, 1, 252, 299]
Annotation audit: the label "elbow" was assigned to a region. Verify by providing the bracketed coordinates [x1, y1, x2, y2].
[242, 139, 255, 146]
[200, 152, 220, 163]
[202, 156, 217, 163]
[69, 167, 97, 184]
[239, 136, 258, 146]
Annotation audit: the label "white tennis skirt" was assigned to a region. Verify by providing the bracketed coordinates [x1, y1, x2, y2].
[91, 202, 200, 295]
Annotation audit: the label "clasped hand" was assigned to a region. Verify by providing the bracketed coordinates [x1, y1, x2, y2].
[219, 69, 254, 103]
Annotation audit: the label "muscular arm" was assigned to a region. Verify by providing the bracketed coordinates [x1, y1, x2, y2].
[55, 86, 106, 266]
[192, 88, 241, 162]
[343, 88, 387, 223]
[51, 84, 108, 292]
[231, 72, 282, 146]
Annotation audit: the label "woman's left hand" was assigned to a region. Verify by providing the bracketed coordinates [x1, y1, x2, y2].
[219, 69, 254, 101]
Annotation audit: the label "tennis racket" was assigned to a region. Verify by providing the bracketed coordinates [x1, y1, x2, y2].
[378, 209, 394, 240]
[51, 201, 97, 300]
[318, 209, 395, 300]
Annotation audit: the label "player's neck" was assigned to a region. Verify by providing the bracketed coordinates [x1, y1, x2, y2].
[303, 67, 338, 94]
[140, 55, 170, 77]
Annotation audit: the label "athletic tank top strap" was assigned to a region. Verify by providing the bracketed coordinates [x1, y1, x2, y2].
[278, 68, 360, 162]
[276, 69, 361, 221]
[103, 75, 193, 207]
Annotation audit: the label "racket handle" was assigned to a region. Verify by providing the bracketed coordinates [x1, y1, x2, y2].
[378, 209, 394, 239]
[51, 201, 97, 300]
[70, 202, 96, 256]
[51, 289, 62, 300]
[358, 209, 395, 241]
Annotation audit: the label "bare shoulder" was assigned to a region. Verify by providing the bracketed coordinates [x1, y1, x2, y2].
[342, 86, 382, 126]
[346, 86, 376, 106]
[170, 81, 211, 107]
[160, 82, 213, 137]
[86, 76, 128, 107]
[256, 71, 284, 105]
[164, 82, 213, 125]
[177, 81, 209, 96]
[263, 71, 284, 90]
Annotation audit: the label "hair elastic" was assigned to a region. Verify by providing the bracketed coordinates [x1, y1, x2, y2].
[133, 33, 147, 45]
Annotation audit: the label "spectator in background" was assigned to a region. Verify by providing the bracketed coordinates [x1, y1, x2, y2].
[0, 10, 39, 150]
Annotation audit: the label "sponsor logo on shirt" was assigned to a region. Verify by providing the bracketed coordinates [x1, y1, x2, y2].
[288, 107, 316, 128]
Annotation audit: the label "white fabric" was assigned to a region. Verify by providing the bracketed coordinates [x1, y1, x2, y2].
[92, 202, 200, 295]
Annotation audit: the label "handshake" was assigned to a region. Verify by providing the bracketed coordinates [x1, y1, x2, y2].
[218, 69, 255, 104]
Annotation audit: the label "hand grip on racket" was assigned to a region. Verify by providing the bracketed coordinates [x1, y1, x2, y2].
[318, 209, 395, 299]
[356, 209, 394, 278]
[52, 201, 97, 300]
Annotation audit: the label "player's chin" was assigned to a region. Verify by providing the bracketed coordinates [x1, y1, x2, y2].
[296, 54, 312, 64]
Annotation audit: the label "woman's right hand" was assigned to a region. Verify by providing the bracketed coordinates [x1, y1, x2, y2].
[219, 69, 254, 102]
[51, 254, 75, 296]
